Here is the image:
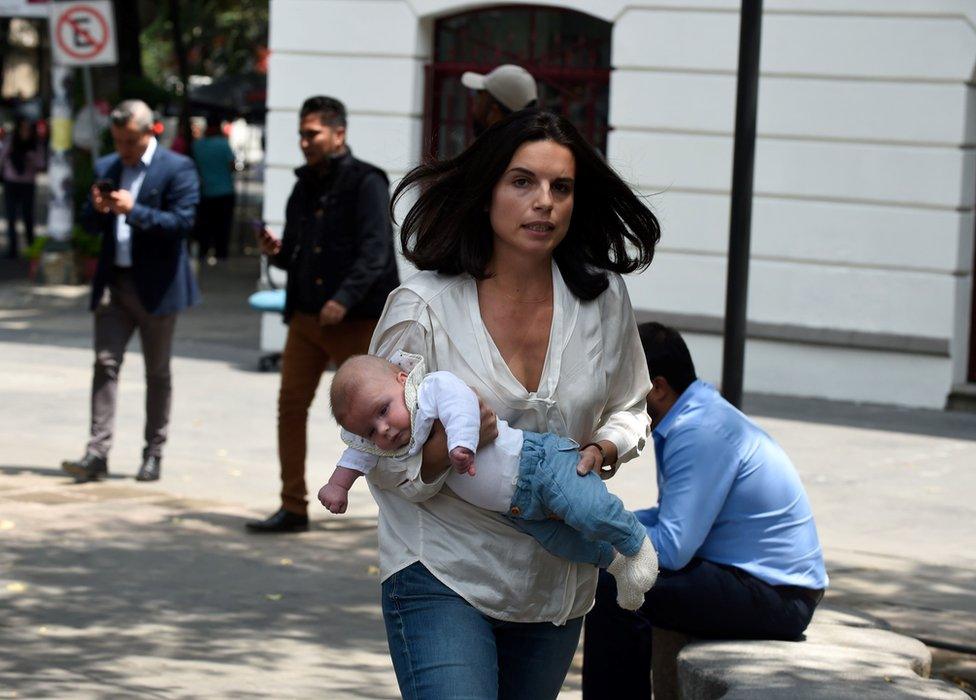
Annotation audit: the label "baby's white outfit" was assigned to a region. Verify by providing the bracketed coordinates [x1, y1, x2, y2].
[339, 353, 524, 513]
[338, 352, 660, 610]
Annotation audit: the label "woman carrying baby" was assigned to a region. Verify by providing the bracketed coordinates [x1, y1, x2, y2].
[340, 109, 661, 699]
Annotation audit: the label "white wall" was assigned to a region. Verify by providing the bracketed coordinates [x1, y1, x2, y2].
[265, 0, 976, 408]
[263, 0, 428, 232]
[609, 3, 976, 407]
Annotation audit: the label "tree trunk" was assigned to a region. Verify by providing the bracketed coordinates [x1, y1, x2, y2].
[0, 18, 10, 97]
[168, 0, 193, 148]
[114, 1, 143, 96]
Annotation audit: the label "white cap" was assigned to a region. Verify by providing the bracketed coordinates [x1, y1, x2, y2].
[461, 64, 538, 112]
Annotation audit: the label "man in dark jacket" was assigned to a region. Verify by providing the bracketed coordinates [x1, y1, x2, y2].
[62, 99, 200, 483]
[247, 95, 399, 533]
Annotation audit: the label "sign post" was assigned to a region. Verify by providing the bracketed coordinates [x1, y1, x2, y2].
[80, 65, 98, 159]
[50, 1, 117, 66]
[720, 0, 764, 408]
[44, 0, 116, 270]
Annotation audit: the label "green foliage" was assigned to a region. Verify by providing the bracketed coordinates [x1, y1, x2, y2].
[121, 74, 174, 107]
[140, 0, 269, 86]
[70, 226, 101, 258]
[23, 235, 49, 260]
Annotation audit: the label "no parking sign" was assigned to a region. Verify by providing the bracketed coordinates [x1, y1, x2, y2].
[49, 1, 117, 66]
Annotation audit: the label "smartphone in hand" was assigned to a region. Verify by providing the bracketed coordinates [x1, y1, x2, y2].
[94, 179, 115, 195]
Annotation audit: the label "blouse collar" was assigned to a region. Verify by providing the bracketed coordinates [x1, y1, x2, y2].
[463, 260, 579, 407]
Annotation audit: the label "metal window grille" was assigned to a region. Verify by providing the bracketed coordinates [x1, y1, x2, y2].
[424, 5, 612, 159]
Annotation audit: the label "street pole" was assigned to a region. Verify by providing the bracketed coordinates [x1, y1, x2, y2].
[46, 64, 74, 244]
[721, 0, 764, 408]
[81, 65, 99, 160]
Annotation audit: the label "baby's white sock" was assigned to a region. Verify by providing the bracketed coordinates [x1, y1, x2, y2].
[607, 536, 659, 611]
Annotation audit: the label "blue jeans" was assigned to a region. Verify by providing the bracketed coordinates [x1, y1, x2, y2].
[510, 432, 646, 568]
[382, 561, 583, 700]
[581, 560, 821, 698]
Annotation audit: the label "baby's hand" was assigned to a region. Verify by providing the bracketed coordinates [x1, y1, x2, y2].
[449, 446, 476, 476]
[318, 482, 350, 514]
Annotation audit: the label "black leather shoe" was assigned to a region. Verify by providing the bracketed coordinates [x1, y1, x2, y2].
[245, 507, 309, 533]
[136, 452, 161, 482]
[62, 453, 108, 482]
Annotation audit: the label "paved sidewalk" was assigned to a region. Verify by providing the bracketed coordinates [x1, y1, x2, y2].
[1, 258, 974, 697]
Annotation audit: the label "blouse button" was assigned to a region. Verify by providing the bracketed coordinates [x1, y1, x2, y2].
[510, 506, 521, 516]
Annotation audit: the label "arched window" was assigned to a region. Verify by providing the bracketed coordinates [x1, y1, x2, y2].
[424, 5, 612, 159]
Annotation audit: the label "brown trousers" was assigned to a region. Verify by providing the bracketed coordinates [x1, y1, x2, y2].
[88, 269, 177, 460]
[278, 311, 376, 515]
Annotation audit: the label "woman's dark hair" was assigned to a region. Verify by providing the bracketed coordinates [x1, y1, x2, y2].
[392, 109, 660, 300]
[637, 322, 697, 395]
[9, 118, 38, 175]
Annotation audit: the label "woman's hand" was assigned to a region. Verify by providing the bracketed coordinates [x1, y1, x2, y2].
[477, 397, 499, 448]
[419, 420, 450, 481]
[576, 446, 603, 477]
[576, 440, 620, 480]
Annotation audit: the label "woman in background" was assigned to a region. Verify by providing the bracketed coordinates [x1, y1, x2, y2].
[0, 118, 46, 258]
[192, 116, 237, 263]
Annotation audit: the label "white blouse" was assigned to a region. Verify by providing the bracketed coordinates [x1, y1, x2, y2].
[363, 262, 652, 625]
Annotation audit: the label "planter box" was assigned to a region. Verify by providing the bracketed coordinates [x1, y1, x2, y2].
[37, 252, 71, 285]
[73, 253, 98, 284]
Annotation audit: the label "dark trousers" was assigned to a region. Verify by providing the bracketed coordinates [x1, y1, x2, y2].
[3, 181, 35, 257]
[87, 269, 177, 460]
[582, 559, 820, 699]
[277, 312, 376, 515]
[195, 194, 235, 260]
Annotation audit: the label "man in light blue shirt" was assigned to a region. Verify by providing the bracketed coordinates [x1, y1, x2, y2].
[114, 134, 156, 267]
[583, 322, 827, 698]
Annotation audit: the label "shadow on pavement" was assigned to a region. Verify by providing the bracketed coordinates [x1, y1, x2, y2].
[0, 464, 131, 482]
[0, 256, 31, 282]
[826, 556, 976, 653]
[0, 257, 268, 370]
[0, 497, 398, 698]
[746, 392, 976, 442]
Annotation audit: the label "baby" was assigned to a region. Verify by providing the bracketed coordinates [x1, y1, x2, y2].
[320, 353, 658, 610]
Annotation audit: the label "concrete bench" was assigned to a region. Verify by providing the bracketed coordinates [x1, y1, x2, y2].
[651, 606, 968, 699]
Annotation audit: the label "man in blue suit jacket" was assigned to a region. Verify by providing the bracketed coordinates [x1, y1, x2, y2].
[62, 99, 200, 483]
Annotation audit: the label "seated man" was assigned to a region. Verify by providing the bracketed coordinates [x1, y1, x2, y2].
[582, 322, 828, 699]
